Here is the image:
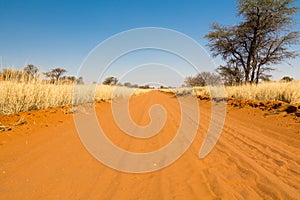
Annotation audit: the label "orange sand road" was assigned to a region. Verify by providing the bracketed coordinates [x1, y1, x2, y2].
[0, 91, 300, 199]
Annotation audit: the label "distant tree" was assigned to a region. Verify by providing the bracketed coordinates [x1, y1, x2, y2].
[23, 64, 39, 79]
[57, 75, 84, 84]
[70, 76, 76, 82]
[217, 63, 244, 86]
[205, 0, 299, 84]
[200, 72, 222, 86]
[60, 76, 77, 84]
[76, 76, 84, 84]
[102, 76, 118, 85]
[44, 68, 67, 83]
[281, 76, 294, 82]
[131, 84, 139, 88]
[123, 82, 139, 88]
[184, 75, 205, 87]
[184, 72, 221, 87]
[124, 82, 132, 87]
[139, 85, 150, 89]
[260, 74, 272, 82]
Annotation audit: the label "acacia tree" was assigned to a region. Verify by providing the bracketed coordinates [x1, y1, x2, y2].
[281, 76, 294, 82]
[184, 72, 221, 86]
[184, 75, 205, 87]
[102, 76, 118, 85]
[217, 63, 244, 86]
[124, 82, 132, 87]
[23, 64, 39, 79]
[44, 68, 67, 83]
[206, 0, 299, 84]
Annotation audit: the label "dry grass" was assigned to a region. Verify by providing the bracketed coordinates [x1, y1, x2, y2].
[225, 81, 300, 104]
[0, 80, 150, 114]
[0, 81, 71, 114]
[2, 73, 299, 115]
[160, 81, 300, 104]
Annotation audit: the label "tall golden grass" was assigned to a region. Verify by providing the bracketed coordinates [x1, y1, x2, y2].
[225, 81, 300, 104]
[160, 81, 300, 104]
[0, 79, 150, 114]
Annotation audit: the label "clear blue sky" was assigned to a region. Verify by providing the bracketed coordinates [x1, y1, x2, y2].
[0, 0, 299, 86]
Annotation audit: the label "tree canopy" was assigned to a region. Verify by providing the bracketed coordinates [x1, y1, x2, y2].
[23, 64, 39, 79]
[184, 72, 221, 87]
[102, 77, 118, 85]
[43, 68, 67, 83]
[206, 0, 299, 84]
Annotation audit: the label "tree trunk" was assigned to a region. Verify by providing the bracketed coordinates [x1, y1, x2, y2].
[244, 69, 250, 83]
[255, 65, 261, 84]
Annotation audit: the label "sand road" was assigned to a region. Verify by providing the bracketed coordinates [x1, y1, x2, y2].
[0, 91, 300, 199]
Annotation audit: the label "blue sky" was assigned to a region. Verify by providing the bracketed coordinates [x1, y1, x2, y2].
[0, 0, 299, 86]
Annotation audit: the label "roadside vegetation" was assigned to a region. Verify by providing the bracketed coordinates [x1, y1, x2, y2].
[0, 66, 149, 114]
[1, 65, 299, 115]
[162, 80, 300, 104]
